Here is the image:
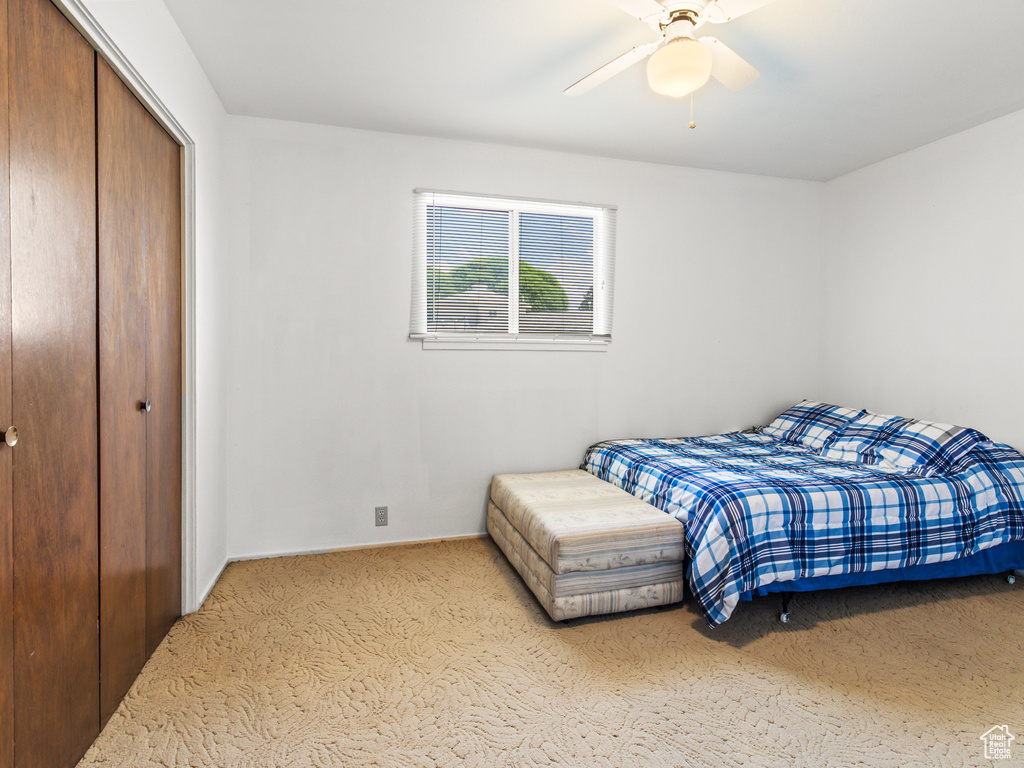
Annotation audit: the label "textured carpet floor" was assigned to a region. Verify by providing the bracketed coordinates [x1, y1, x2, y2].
[79, 537, 1022, 767]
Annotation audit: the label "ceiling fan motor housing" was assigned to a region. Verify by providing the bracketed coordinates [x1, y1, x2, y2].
[661, 14, 698, 40]
[653, 1, 729, 29]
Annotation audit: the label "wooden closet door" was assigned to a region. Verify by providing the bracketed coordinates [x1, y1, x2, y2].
[97, 56, 182, 710]
[144, 88, 182, 658]
[0, 0, 14, 766]
[97, 57, 149, 724]
[9, 0, 99, 765]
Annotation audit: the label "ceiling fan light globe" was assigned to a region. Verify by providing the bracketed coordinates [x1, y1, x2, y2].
[646, 38, 713, 97]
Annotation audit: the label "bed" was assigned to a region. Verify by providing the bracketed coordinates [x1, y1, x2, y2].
[581, 401, 1024, 627]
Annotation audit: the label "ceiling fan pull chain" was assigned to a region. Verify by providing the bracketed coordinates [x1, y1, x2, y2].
[689, 92, 697, 129]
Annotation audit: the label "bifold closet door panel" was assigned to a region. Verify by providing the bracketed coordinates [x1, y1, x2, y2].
[97, 57, 149, 725]
[97, 54, 182, 684]
[9, 0, 99, 765]
[0, 0, 14, 765]
[145, 99, 182, 657]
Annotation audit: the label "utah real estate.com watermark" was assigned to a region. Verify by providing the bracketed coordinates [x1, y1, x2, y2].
[980, 726, 1015, 760]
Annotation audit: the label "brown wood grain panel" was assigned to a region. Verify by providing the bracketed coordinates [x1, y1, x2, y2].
[0, 0, 14, 766]
[9, 0, 99, 765]
[97, 57, 149, 725]
[145, 107, 182, 657]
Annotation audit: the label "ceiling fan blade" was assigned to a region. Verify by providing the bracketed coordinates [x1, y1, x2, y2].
[604, 0, 667, 22]
[706, 0, 776, 22]
[699, 37, 759, 90]
[564, 40, 662, 96]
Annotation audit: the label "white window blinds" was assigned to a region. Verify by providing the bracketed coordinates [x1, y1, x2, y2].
[410, 190, 616, 345]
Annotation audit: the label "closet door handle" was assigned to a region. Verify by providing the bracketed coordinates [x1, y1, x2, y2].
[140, 400, 152, 413]
[3, 426, 17, 447]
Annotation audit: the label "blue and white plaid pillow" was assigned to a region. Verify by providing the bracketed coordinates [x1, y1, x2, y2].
[762, 400, 864, 450]
[875, 419, 988, 476]
[820, 412, 909, 465]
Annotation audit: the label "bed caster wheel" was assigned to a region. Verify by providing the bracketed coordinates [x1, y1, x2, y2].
[779, 611, 790, 624]
[1008, 574, 1017, 585]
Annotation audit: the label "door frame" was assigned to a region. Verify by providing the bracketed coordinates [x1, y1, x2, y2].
[53, 0, 199, 613]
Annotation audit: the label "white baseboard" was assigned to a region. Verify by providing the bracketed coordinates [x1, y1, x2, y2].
[190, 558, 230, 613]
[228, 532, 489, 565]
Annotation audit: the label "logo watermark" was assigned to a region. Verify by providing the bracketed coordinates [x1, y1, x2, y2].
[980, 725, 1015, 760]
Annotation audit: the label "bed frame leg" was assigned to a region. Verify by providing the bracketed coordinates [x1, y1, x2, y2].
[1008, 570, 1021, 585]
[779, 591, 794, 624]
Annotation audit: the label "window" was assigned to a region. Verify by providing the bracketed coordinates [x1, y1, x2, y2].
[410, 190, 616, 350]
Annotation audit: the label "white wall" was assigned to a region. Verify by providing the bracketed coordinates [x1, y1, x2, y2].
[81, 0, 231, 607]
[73, 0, 1024, 588]
[64, 1, 1024, 598]
[223, 116, 825, 560]
[822, 107, 1024, 449]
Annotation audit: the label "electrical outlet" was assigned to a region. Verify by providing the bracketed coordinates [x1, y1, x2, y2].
[375, 506, 388, 527]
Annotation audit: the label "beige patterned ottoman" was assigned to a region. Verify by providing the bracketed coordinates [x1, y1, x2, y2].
[488, 470, 686, 621]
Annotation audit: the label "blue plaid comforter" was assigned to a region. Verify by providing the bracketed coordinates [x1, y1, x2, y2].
[582, 433, 1024, 627]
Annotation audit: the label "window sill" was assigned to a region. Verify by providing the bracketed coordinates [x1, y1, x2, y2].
[413, 335, 610, 352]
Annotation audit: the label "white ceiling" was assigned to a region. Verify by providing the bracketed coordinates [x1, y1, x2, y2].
[162, 0, 1024, 181]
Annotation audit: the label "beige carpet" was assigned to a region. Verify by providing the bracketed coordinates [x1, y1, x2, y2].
[80, 537, 1022, 767]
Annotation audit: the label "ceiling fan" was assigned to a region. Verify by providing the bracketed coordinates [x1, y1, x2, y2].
[565, 0, 776, 99]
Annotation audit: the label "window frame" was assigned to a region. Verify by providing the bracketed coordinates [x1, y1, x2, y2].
[409, 189, 616, 351]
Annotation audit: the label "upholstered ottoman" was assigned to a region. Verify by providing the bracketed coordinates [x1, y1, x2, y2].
[488, 470, 686, 621]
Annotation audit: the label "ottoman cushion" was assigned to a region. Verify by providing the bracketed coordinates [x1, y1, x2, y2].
[488, 470, 686, 621]
[490, 470, 685, 574]
[488, 503, 684, 622]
